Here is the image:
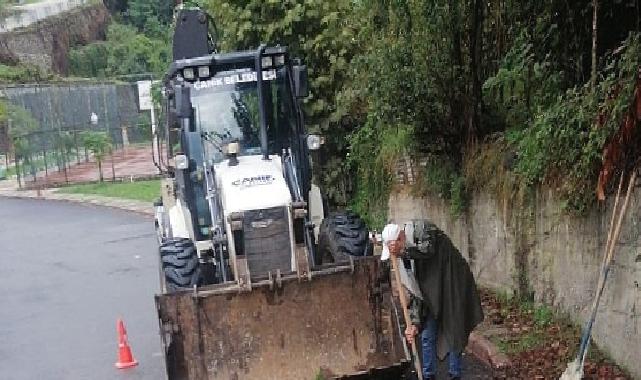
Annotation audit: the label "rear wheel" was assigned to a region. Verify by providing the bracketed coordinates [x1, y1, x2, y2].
[316, 211, 372, 265]
[159, 238, 200, 292]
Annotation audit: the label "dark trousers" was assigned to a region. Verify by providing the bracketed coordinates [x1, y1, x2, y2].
[420, 315, 462, 377]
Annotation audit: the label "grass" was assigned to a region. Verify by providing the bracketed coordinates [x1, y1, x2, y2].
[493, 331, 546, 355]
[482, 288, 633, 378]
[486, 293, 561, 355]
[3, 152, 85, 179]
[58, 179, 160, 202]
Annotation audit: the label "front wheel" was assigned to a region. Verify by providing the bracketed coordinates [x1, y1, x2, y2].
[159, 238, 200, 293]
[316, 211, 372, 265]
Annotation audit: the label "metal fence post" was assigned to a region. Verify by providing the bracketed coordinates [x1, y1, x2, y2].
[110, 147, 116, 182]
[75, 129, 80, 164]
[16, 153, 22, 189]
[43, 147, 48, 179]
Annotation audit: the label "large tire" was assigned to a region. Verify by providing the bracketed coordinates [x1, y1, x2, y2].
[160, 238, 200, 292]
[316, 211, 372, 265]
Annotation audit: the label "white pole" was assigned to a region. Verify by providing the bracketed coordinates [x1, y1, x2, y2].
[150, 104, 160, 174]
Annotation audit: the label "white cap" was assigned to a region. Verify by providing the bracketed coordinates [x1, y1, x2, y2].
[380, 224, 401, 261]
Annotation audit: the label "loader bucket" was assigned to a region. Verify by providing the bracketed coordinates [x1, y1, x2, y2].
[155, 257, 410, 380]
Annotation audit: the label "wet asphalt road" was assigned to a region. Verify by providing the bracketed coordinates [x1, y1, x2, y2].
[0, 198, 164, 380]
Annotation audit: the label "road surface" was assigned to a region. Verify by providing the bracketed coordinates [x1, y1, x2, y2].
[0, 198, 164, 380]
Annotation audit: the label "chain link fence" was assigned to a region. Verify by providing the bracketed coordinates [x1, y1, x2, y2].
[6, 123, 158, 188]
[0, 82, 163, 188]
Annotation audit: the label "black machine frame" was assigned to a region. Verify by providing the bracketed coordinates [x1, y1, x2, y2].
[156, 8, 315, 284]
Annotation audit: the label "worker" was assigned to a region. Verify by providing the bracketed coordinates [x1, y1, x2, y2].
[381, 221, 484, 380]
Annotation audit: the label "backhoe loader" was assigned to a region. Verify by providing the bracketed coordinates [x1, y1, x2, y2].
[152, 6, 411, 379]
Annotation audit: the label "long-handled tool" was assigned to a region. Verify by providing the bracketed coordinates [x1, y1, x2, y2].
[560, 168, 637, 380]
[391, 257, 424, 380]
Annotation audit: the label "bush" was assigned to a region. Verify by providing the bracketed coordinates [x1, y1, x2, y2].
[68, 22, 170, 78]
[509, 34, 641, 213]
[0, 64, 49, 83]
[349, 122, 413, 228]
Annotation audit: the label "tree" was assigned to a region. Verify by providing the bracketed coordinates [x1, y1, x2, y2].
[203, 0, 365, 206]
[0, 0, 10, 17]
[68, 0, 641, 218]
[69, 22, 171, 78]
[124, 0, 174, 36]
[591, 0, 599, 90]
[82, 131, 112, 182]
[0, 103, 39, 186]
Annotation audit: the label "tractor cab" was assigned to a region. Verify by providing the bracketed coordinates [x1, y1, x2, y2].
[159, 7, 317, 287]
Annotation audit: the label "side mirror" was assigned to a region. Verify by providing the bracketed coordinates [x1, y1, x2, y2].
[293, 65, 309, 99]
[174, 86, 192, 118]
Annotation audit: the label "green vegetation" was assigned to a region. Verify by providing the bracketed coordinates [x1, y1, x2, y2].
[81, 131, 112, 182]
[494, 331, 546, 355]
[65, 1, 641, 221]
[0, 99, 108, 185]
[0, 64, 50, 83]
[490, 297, 558, 354]
[0, 0, 11, 16]
[205, 0, 641, 221]
[59, 179, 160, 202]
[348, 124, 413, 227]
[0, 99, 36, 159]
[483, 290, 631, 377]
[203, 0, 361, 210]
[69, 0, 171, 78]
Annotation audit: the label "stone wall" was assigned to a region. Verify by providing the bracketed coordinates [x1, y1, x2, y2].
[388, 187, 641, 378]
[0, 2, 110, 73]
[0, 0, 94, 33]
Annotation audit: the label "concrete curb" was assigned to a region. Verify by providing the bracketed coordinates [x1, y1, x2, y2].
[466, 331, 511, 370]
[0, 188, 154, 218]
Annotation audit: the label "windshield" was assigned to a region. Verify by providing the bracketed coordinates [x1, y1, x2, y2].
[190, 68, 297, 163]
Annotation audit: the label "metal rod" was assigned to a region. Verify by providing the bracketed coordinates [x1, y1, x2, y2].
[43, 148, 48, 179]
[110, 148, 116, 182]
[578, 168, 637, 366]
[255, 44, 269, 160]
[74, 130, 80, 164]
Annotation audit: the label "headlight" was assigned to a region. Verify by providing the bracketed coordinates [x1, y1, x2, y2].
[307, 135, 324, 151]
[183, 68, 195, 80]
[198, 66, 210, 78]
[175, 154, 189, 170]
[261, 56, 273, 68]
[224, 142, 240, 155]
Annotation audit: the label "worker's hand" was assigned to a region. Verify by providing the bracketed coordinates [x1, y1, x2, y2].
[405, 324, 418, 345]
[388, 240, 404, 257]
[388, 230, 406, 258]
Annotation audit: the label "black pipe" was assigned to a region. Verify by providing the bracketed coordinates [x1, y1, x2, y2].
[255, 44, 269, 160]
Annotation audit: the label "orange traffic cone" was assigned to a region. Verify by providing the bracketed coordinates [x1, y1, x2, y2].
[115, 318, 138, 369]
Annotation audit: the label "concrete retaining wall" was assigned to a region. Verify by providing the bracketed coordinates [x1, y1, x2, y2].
[388, 188, 641, 377]
[0, 0, 94, 33]
[0, 2, 110, 73]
